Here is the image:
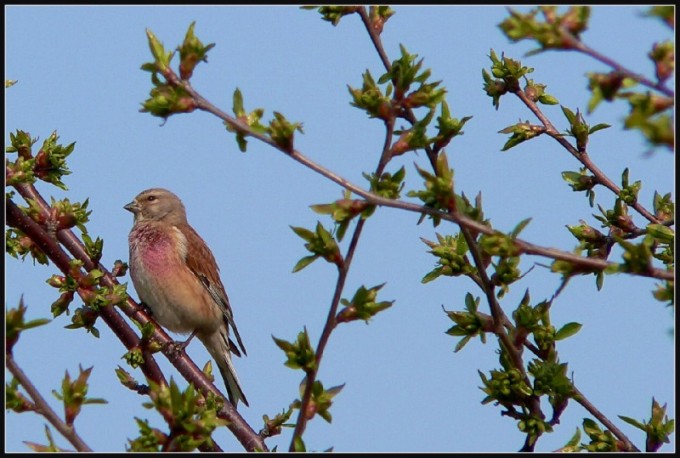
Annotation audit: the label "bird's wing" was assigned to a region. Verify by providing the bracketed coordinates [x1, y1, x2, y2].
[177, 223, 247, 356]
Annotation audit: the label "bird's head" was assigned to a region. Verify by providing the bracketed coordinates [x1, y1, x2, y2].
[124, 188, 188, 225]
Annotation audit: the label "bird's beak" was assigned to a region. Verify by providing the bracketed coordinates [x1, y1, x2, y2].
[124, 201, 140, 214]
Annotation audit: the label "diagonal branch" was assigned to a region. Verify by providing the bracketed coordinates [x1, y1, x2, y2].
[288, 111, 396, 450]
[177, 69, 672, 283]
[351, 13, 544, 438]
[572, 386, 640, 452]
[6, 353, 93, 452]
[512, 89, 662, 224]
[563, 32, 674, 98]
[6, 186, 267, 452]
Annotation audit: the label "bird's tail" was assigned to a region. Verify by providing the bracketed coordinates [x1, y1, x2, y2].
[199, 329, 249, 407]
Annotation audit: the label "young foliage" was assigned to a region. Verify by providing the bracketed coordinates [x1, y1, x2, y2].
[421, 232, 475, 282]
[128, 380, 227, 452]
[443, 293, 489, 352]
[499, 6, 591, 54]
[619, 398, 675, 452]
[290, 222, 343, 272]
[560, 106, 610, 152]
[5, 298, 51, 354]
[51, 365, 108, 426]
[291, 379, 344, 424]
[272, 328, 317, 374]
[336, 284, 394, 324]
[6, 130, 75, 190]
[407, 152, 455, 226]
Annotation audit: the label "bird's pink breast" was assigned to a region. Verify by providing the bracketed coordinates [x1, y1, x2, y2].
[128, 223, 219, 334]
[130, 225, 177, 276]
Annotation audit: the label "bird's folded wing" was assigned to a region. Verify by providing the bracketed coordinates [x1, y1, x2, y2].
[178, 222, 247, 356]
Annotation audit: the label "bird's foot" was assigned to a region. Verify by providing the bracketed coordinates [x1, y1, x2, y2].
[167, 330, 198, 354]
[137, 302, 153, 316]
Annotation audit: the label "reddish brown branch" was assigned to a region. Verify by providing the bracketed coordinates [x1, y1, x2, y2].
[175, 56, 672, 284]
[288, 115, 396, 449]
[567, 34, 674, 98]
[512, 89, 662, 225]
[6, 185, 267, 452]
[572, 386, 640, 452]
[6, 353, 93, 452]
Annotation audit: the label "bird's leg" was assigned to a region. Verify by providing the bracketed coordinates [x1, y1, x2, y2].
[137, 301, 153, 316]
[168, 329, 198, 353]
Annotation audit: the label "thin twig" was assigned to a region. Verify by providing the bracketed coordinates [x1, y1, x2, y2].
[289, 91, 396, 450]
[512, 89, 662, 224]
[572, 386, 640, 452]
[568, 35, 674, 98]
[6, 354, 93, 452]
[357, 7, 392, 71]
[359, 6, 545, 447]
[181, 80, 672, 283]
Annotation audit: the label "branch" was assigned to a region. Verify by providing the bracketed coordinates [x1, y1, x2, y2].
[357, 7, 392, 74]
[572, 386, 640, 452]
[564, 33, 674, 98]
[6, 354, 93, 452]
[511, 89, 662, 225]
[172, 66, 673, 284]
[291, 150, 674, 281]
[352, 14, 545, 439]
[6, 186, 268, 452]
[8, 184, 166, 385]
[289, 107, 397, 450]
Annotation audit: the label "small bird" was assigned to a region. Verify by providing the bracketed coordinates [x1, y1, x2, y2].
[124, 188, 248, 407]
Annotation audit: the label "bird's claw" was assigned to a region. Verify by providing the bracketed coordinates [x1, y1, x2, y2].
[167, 330, 198, 354]
[167, 340, 190, 354]
[137, 302, 153, 316]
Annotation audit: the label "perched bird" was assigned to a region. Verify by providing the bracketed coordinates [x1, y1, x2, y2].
[124, 188, 248, 407]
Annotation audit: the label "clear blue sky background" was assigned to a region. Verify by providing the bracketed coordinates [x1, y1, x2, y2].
[5, 5, 675, 453]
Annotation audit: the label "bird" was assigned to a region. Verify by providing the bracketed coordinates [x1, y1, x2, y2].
[124, 188, 248, 407]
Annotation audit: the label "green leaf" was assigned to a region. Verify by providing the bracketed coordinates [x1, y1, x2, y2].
[293, 436, 306, 452]
[618, 415, 646, 431]
[233, 88, 245, 118]
[510, 217, 532, 238]
[292, 255, 318, 273]
[559, 427, 582, 452]
[555, 322, 582, 341]
[291, 226, 315, 242]
[145, 28, 173, 71]
[589, 123, 611, 134]
[561, 105, 577, 124]
[454, 335, 473, 353]
[582, 418, 601, 436]
[498, 122, 544, 151]
[646, 223, 674, 243]
[538, 94, 560, 105]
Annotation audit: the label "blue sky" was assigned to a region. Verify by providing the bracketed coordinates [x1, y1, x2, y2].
[5, 5, 675, 452]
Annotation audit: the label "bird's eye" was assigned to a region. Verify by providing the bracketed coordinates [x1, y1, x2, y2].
[147, 195, 156, 202]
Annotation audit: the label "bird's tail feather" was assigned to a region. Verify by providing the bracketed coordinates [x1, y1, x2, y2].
[200, 330, 249, 407]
